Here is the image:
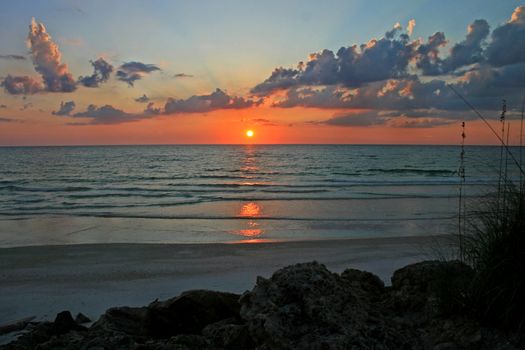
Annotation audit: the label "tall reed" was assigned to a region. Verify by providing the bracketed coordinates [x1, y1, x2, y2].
[449, 87, 525, 331]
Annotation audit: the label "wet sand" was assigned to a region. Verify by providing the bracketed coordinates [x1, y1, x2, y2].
[0, 235, 454, 325]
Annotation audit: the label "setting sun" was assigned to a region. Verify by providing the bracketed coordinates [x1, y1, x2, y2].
[246, 130, 254, 138]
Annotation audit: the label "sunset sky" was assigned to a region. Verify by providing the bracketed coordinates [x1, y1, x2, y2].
[1, 0, 524, 145]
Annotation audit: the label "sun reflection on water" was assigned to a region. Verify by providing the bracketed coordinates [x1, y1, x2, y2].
[240, 202, 261, 217]
[233, 202, 264, 239]
[231, 147, 266, 241]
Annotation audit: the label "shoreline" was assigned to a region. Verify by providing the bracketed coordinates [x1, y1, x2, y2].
[0, 235, 455, 325]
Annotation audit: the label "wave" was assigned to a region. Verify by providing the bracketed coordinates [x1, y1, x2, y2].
[198, 175, 256, 179]
[0, 211, 457, 222]
[0, 185, 93, 192]
[366, 168, 456, 176]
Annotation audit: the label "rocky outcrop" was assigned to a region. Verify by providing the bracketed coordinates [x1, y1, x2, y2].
[145, 290, 241, 338]
[1, 261, 522, 350]
[239, 261, 408, 349]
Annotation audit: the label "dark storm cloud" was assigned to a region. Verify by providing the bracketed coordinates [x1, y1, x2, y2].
[164, 88, 259, 114]
[78, 58, 114, 87]
[52, 101, 76, 116]
[116, 61, 160, 86]
[0, 54, 26, 60]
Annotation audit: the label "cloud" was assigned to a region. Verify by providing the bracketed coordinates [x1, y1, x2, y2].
[251, 118, 277, 126]
[414, 32, 448, 75]
[324, 112, 386, 127]
[144, 102, 161, 115]
[271, 68, 524, 113]
[271, 60, 525, 120]
[174, 73, 193, 78]
[0, 104, 7, 108]
[0, 54, 26, 60]
[407, 19, 416, 36]
[0, 117, 15, 123]
[78, 58, 114, 87]
[53, 87, 259, 124]
[1, 75, 43, 94]
[323, 110, 455, 128]
[52, 101, 76, 116]
[252, 28, 418, 95]
[249, 7, 525, 129]
[417, 19, 489, 75]
[73, 104, 143, 124]
[486, 6, 525, 67]
[253, 6, 525, 102]
[386, 116, 453, 128]
[26, 18, 76, 92]
[116, 61, 160, 86]
[164, 88, 259, 114]
[134, 94, 150, 103]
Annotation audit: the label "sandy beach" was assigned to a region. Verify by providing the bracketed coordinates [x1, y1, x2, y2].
[0, 235, 453, 325]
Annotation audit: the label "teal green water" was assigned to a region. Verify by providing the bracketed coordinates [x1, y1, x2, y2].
[0, 145, 518, 246]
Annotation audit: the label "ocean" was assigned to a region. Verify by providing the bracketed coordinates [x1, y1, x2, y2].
[0, 145, 515, 247]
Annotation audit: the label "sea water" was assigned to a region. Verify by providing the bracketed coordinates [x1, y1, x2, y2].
[0, 145, 517, 247]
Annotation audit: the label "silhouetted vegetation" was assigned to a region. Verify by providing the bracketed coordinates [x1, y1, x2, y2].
[448, 90, 525, 332]
[463, 182, 525, 330]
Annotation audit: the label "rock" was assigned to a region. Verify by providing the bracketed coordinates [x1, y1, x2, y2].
[340, 268, 385, 300]
[0, 322, 55, 350]
[53, 311, 85, 335]
[74, 313, 91, 325]
[145, 290, 241, 338]
[391, 260, 474, 314]
[90, 306, 148, 336]
[161, 334, 210, 349]
[239, 261, 408, 349]
[202, 318, 252, 349]
[1, 260, 520, 350]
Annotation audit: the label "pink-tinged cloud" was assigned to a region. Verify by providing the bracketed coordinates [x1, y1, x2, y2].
[1, 75, 43, 94]
[27, 18, 76, 92]
[407, 19, 416, 36]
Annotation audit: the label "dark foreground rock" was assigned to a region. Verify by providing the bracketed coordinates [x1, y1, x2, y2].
[1, 261, 523, 350]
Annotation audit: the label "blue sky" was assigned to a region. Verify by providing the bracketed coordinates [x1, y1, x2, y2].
[1, 0, 520, 94]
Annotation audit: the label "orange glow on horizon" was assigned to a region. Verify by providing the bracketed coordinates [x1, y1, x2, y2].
[1, 106, 521, 146]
